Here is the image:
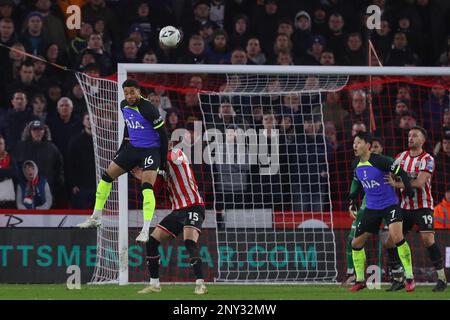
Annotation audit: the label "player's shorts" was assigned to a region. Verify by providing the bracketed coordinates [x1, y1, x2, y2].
[402, 208, 434, 233]
[355, 204, 402, 237]
[113, 143, 160, 172]
[156, 205, 205, 238]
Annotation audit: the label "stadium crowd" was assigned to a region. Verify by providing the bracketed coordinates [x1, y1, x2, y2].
[0, 0, 449, 227]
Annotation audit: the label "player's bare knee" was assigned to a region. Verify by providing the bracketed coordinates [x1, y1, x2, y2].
[421, 233, 435, 247]
[351, 237, 363, 249]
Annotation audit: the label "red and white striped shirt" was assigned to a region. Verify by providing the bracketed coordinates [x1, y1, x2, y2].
[160, 147, 204, 210]
[394, 150, 435, 210]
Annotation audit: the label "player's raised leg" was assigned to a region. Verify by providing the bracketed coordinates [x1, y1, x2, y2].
[77, 162, 125, 228]
[136, 169, 158, 243]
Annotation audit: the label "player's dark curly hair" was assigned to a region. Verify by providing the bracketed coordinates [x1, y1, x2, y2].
[122, 79, 140, 89]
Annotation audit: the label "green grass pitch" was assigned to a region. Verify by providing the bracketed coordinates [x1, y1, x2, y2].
[0, 284, 448, 300]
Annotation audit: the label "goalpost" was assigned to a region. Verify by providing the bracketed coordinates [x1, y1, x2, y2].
[76, 65, 450, 285]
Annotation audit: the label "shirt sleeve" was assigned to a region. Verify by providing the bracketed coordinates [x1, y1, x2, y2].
[139, 99, 165, 129]
[419, 156, 435, 174]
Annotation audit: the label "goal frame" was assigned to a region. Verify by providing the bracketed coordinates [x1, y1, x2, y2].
[117, 64, 450, 285]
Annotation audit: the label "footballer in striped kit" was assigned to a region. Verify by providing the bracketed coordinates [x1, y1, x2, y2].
[386, 126, 447, 292]
[132, 143, 207, 295]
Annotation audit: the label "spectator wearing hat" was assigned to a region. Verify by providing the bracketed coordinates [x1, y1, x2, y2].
[325, 12, 347, 63]
[293, 10, 313, 59]
[0, 90, 39, 151]
[177, 34, 207, 64]
[13, 120, 64, 207]
[204, 29, 231, 64]
[198, 20, 216, 46]
[67, 112, 95, 209]
[20, 11, 50, 56]
[16, 159, 52, 209]
[182, 0, 216, 41]
[35, 0, 67, 51]
[299, 34, 326, 65]
[251, 0, 281, 56]
[229, 14, 250, 49]
[127, 23, 149, 60]
[245, 37, 266, 65]
[0, 134, 17, 208]
[434, 133, 450, 203]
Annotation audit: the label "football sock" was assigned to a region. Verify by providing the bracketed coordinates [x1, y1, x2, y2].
[142, 183, 156, 223]
[93, 178, 112, 211]
[387, 247, 404, 281]
[186, 239, 204, 279]
[146, 236, 160, 280]
[426, 243, 446, 282]
[396, 239, 413, 279]
[352, 247, 366, 282]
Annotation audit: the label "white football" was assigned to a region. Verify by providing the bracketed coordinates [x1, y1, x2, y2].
[159, 26, 181, 47]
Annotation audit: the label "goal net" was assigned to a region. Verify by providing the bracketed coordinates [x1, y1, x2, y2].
[77, 65, 450, 284]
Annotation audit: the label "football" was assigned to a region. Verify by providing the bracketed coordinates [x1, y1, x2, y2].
[159, 26, 181, 47]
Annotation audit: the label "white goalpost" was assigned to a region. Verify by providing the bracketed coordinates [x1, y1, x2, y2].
[77, 65, 450, 285]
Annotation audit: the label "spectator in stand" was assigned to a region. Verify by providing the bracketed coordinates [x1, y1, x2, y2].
[13, 120, 64, 207]
[246, 37, 266, 65]
[229, 14, 250, 49]
[81, 0, 118, 44]
[31, 93, 48, 123]
[148, 92, 166, 121]
[177, 34, 207, 64]
[47, 97, 83, 160]
[198, 20, 215, 46]
[92, 18, 112, 55]
[276, 51, 294, 65]
[117, 38, 140, 64]
[230, 47, 248, 65]
[0, 17, 16, 65]
[434, 187, 450, 229]
[182, 0, 216, 40]
[76, 48, 97, 72]
[326, 12, 347, 64]
[0, 0, 14, 21]
[6, 60, 40, 103]
[293, 10, 313, 59]
[69, 21, 93, 58]
[382, 98, 410, 139]
[385, 110, 418, 157]
[343, 33, 365, 66]
[67, 113, 95, 209]
[45, 43, 69, 80]
[210, 97, 247, 133]
[385, 31, 419, 66]
[35, 0, 67, 51]
[16, 160, 52, 209]
[142, 49, 158, 64]
[319, 50, 336, 65]
[0, 90, 39, 151]
[81, 33, 113, 75]
[434, 134, 450, 203]
[422, 82, 449, 139]
[342, 90, 372, 134]
[32, 57, 48, 88]
[1, 41, 26, 107]
[188, 75, 203, 90]
[396, 13, 424, 63]
[128, 1, 155, 50]
[20, 11, 50, 56]
[165, 108, 183, 136]
[0, 134, 17, 208]
[209, 0, 225, 29]
[45, 82, 63, 116]
[311, 4, 328, 36]
[313, 91, 348, 134]
[282, 94, 302, 126]
[251, 0, 281, 55]
[68, 81, 87, 117]
[271, 33, 293, 64]
[371, 18, 392, 61]
[204, 29, 231, 64]
[277, 18, 294, 39]
[127, 23, 148, 60]
[300, 35, 326, 65]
